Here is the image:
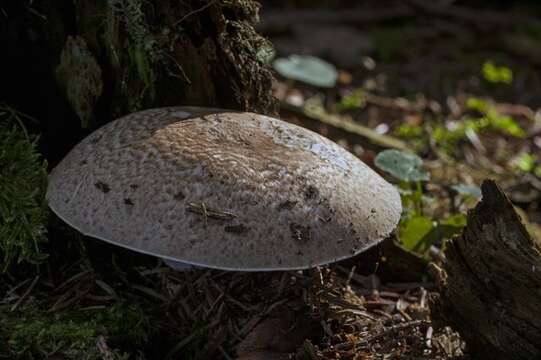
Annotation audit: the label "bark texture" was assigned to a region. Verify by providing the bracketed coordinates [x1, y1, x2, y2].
[0, 0, 276, 164]
[436, 180, 541, 359]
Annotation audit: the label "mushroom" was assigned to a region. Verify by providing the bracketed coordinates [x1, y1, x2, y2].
[46, 107, 401, 271]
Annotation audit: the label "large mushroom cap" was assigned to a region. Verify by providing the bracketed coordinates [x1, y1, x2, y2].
[47, 107, 401, 271]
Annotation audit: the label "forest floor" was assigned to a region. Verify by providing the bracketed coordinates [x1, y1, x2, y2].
[2, 1, 541, 359]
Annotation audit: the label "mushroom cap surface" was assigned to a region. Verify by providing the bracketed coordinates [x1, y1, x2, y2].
[47, 107, 401, 271]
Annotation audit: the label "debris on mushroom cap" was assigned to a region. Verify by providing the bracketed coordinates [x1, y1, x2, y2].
[46, 106, 402, 271]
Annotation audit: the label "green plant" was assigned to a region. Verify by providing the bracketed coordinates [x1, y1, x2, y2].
[395, 123, 423, 139]
[0, 303, 148, 359]
[393, 123, 427, 150]
[375, 150, 429, 217]
[482, 61, 513, 84]
[273, 55, 338, 88]
[0, 105, 49, 272]
[374, 149, 430, 184]
[511, 152, 541, 176]
[374, 150, 466, 256]
[395, 97, 525, 154]
[513, 152, 535, 172]
[466, 97, 524, 137]
[432, 97, 525, 153]
[108, 0, 157, 105]
[337, 88, 366, 112]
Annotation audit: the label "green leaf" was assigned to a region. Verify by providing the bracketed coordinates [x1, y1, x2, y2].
[399, 216, 435, 253]
[492, 115, 526, 137]
[374, 149, 430, 182]
[451, 184, 482, 198]
[482, 61, 513, 84]
[273, 55, 338, 88]
[466, 97, 490, 113]
[438, 213, 468, 240]
[337, 88, 366, 111]
[441, 213, 467, 228]
[399, 214, 467, 256]
[512, 152, 536, 172]
[395, 123, 424, 139]
[465, 97, 525, 138]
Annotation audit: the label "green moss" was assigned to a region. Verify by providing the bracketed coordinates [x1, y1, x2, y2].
[337, 88, 366, 112]
[399, 97, 526, 154]
[0, 106, 48, 272]
[0, 303, 149, 359]
[481, 61, 513, 84]
[108, 0, 157, 110]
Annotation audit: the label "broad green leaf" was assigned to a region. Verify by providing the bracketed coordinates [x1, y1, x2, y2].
[273, 55, 338, 88]
[399, 214, 466, 256]
[399, 215, 435, 253]
[374, 149, 430, 182]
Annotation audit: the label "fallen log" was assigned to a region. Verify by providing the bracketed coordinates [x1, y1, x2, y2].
[435, 180, 541, 359]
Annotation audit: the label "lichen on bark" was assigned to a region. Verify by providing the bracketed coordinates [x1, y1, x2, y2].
[65, 0, 276, 121]
[55, 35, 103, 128]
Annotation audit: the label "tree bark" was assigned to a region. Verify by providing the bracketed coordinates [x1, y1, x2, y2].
[435, 180, 541, 359]
[0, 0, 276, 164]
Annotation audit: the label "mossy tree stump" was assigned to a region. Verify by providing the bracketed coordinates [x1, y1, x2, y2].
[435, 180, 541, 359]
[1, 0, 276, 164]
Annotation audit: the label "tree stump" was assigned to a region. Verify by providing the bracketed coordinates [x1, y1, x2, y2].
[0, 0, 276, 164]
[435, 180, 541, 359]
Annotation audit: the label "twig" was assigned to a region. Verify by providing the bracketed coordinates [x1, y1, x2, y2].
[131, 285, 169, 301]
[164, 324, 211, 359]
[280, 100, 410, 151]
[187, 202, 237, 221]
[383, 282, 436, 292]
[163, 51, 191, 84]
[95, 279, 118, 299]
[4, 278, 32, 299]
[217, 345, 233, 360]
[494, 103, 536, 122]
[10, 275, 40, 311]
[25, 4, 47, 20]
[174, 1, 216, 26]
[335, 320, 430, 351]
[53, 270, 92, 293]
